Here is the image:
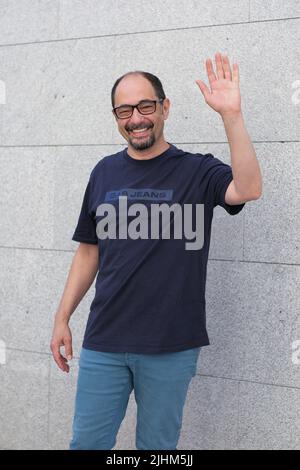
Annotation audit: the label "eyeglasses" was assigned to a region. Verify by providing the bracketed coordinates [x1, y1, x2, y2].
[112, 99, 164, 119]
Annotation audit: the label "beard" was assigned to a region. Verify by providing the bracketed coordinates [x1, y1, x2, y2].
[128, 130, 156, 151]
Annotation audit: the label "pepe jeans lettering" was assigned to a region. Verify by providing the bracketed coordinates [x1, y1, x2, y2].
[104, 187, 174, 202]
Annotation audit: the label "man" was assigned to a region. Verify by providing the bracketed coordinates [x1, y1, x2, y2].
[50, 52, 262, 450]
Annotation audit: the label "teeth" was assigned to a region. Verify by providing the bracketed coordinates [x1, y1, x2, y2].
[132, 128, 148, 133]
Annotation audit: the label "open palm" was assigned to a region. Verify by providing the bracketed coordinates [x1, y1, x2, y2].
[196, 52, 241, 116]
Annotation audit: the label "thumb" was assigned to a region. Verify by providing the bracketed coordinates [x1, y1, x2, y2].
[64, 338, 73, 361]
[195, 80, 211, 101]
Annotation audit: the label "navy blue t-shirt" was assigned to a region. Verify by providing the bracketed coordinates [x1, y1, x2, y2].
[72, 143, 245, 353]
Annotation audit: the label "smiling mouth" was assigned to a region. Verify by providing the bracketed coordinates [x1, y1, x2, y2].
[129, 127, 152, 137]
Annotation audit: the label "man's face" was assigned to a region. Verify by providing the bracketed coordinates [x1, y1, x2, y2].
[112, 75, 170, 151]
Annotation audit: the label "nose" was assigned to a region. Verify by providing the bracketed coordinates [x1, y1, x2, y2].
[130, 106, 144, 121]
[127, 107, 151, 130]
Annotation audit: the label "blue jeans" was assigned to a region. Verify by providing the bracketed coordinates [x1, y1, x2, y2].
[69, 346, 201, 450]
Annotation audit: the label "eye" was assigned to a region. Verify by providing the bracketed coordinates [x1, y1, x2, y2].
[116, 106, 131, 118]
[138, 101, 155, 113]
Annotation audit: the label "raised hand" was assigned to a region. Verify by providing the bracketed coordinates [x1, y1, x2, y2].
[196, 52, 241, 117]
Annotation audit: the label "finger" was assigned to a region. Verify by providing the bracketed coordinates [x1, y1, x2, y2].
[64, 338, 73, 361]
[205, 58, 217, 89]
[215, 52, 224, 80]
[222, 54, 232, 81]
[57, 353, 70, 372]
[54, 350, 69, 371]
[195, 80, 211, 102]
[55, 356, 68, 371]
[51, 342, 70, 372]
[232, 62, 239, 83]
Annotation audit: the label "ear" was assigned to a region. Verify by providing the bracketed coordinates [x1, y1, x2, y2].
[163, 98, 170, 119]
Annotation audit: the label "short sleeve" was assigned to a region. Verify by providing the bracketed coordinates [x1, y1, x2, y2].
[72, 179, 98, 244]
[203, 153, 245, 215]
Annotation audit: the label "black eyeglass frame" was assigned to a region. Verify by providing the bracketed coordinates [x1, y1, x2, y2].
[112, 98, 164, 119]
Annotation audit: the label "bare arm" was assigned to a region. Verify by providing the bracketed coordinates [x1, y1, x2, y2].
[50, 242, 99, 372]
[196, 52, 263, 202]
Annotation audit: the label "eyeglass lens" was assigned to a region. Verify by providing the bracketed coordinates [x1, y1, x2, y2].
[116, 101, 156, 118]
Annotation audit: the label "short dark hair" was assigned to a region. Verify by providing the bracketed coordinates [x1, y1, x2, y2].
[111, 71, 166, 108]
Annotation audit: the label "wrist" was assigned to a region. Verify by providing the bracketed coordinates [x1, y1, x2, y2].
[221, 110, 243, 125]
[54, 311, 70, 325]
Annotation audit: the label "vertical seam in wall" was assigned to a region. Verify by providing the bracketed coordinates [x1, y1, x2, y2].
[111, 35, 118, 142]
[242, 205, 245, 261]
[47, 354, 51, 449]
[56, 0, 60, 40]
[248, 0, 251, 22]
[52, 147, 58, 246]
[236, 380, 241, 449]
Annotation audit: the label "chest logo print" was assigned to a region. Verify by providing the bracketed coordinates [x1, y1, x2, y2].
[96, 191, 204, 250]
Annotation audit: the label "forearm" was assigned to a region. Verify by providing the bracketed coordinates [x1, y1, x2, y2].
[54, 243, 99, 324]
[221, 111, 263, 198]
